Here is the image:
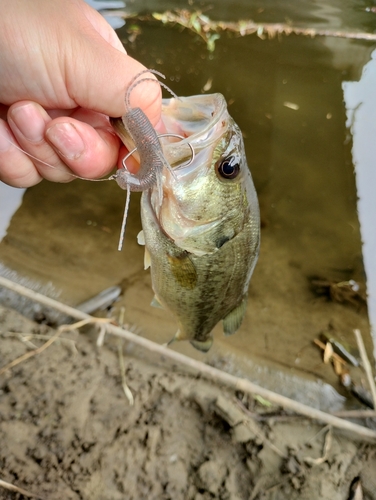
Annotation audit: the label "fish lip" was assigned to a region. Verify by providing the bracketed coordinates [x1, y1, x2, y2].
[160, 93, 229, 172]
[142, 189, 174, 242]
[161, 93, 227, 141]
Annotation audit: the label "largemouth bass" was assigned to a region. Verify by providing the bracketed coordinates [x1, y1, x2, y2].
[113, 93, 260, 352]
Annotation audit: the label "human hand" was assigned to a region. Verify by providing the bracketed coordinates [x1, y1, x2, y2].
[0, 0, 162, 187]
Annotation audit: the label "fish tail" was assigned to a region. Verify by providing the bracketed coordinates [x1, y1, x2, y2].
[167, 329, 213, 352]
[190, 337, 213, 352]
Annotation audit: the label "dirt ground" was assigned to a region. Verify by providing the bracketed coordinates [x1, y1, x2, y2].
[0, 305, 375, 500]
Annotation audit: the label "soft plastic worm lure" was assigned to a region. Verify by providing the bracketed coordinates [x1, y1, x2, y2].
[110, 69, 194, 250]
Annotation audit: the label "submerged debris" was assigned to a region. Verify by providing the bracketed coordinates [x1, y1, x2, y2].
[76, 285, 122, 314]
[314, 328, 376, 411]
[320, 332, 360, 368]
[351, 385, 374, 410]
[108, 9, 376, 51]
[309, 276, 367, 309]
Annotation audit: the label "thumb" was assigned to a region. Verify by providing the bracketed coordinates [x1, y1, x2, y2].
[82, 4, 127, 55]
[67, 10, 162, 126]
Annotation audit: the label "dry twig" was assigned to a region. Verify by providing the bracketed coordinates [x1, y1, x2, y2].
[303, 427, 332, 465]
[118, 341, 134, 405]
[0, 478, 45, 499]
[0, 325, 64, 375]
[1, 276, 376, 441]
[332, 409, 376, 419]
[2, 332, 78, 353]
[0, 317, 111, 375]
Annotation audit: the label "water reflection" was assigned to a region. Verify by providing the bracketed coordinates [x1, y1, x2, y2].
[343, 50, 376, 354]
[84, 0, 126, 29]
[126, 0, 373, 31]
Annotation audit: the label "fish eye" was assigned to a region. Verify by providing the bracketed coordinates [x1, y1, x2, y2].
[216, 156, 240, 180]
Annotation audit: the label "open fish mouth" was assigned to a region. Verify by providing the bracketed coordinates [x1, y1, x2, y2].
[159, 93, 230, 174]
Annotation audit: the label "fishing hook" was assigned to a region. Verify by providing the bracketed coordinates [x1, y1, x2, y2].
[119, 133, 195, 171]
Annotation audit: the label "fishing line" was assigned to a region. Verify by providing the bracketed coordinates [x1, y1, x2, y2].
[117, 185, 131, 251]
[124, 69, 180, 109]
[0, 132, 114, 182]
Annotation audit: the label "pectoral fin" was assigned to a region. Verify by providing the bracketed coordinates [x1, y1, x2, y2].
[223, 298, 247, 336]
[144, 247, 151, 270]
[167, 252, 197, 289]
[137, 230, 145, 245]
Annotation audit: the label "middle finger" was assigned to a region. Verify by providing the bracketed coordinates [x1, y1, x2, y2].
[8, 101, 76, 182]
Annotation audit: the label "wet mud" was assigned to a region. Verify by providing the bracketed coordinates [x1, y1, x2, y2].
[1, 305, 376, 500]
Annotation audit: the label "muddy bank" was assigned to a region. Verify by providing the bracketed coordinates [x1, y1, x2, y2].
[0, 305, 375, 500]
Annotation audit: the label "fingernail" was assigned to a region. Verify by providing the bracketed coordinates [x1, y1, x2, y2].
[10, 103, 46, 142]
[0, 122, 12, 152]
[45, 123, 85, 160]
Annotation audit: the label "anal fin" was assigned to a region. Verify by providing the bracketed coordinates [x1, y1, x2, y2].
[223, 298, 247, 336]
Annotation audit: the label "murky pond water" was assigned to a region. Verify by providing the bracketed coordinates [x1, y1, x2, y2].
[1, 0, 375, 411]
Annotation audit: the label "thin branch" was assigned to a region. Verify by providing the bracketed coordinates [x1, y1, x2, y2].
[332, 409, 376, 419]
[118, 341, 134, 405]
[0, 317, 111, 375]
[303, 427, 332, 465]
[2, 332, 78, 353]
[354, 329, 376, 410]
[96, 324, 107, 347]
[0, 325, 64, 375]
[1, 275, 376, 441]
[0, 478, 45, 499]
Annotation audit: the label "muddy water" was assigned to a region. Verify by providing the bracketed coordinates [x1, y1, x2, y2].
[0, 1, 375, 411]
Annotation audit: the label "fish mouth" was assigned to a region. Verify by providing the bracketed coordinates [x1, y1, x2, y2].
[159, 93, 229, 174]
